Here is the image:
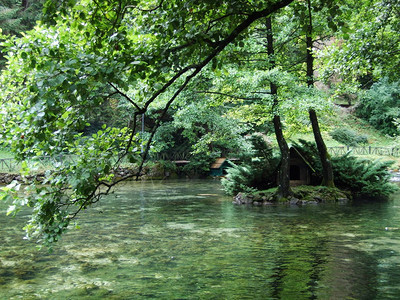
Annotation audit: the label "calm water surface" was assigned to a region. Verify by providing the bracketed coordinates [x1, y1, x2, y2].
[1, 179, 400, 299]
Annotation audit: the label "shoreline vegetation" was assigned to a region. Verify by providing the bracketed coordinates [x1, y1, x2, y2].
[233, 185, 352, 206]
[1, 166, 398, 205]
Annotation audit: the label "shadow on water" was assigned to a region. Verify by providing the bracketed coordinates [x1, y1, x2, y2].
[0, 179, 400, 299]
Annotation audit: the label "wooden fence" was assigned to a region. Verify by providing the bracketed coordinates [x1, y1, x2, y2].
[327, 146, 400, 157]
[150, 151, 192, 162]
[0, 155, 77, 173]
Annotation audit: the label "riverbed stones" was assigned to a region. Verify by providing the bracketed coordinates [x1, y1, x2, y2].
[0, 173, 45, 184]
[0, 167, 137, 185]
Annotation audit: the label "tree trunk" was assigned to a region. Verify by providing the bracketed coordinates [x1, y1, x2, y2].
[306, 0, 335, 187]
[309, 109, 335, 187]
[273, 115, 292, 197]
[266, 17, 292, 198]
[22, 0, 29, 10]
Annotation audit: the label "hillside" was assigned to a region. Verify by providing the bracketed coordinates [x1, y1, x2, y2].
[289, 105, 400, 170]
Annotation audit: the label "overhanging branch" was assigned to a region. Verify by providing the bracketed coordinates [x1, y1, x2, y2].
[195, 90, 262, 101]
[108, 82, 143, 112]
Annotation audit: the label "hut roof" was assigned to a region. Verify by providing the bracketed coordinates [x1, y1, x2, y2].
[210, 158, 227, 169]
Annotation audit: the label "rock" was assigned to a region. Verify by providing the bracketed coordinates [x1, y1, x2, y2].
[337, 197, 349, 204]
[289, 198, 300, 205]
[233, 193, 245, 205]
[313, 196, 323, 203]
[307, 200, 319, 205]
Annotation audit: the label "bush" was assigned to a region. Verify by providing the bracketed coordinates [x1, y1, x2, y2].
[332, 154, 397, 199]
[356, 78, 400, 136]
[221, 134, 279, 195]
[221, 164, 258, 195]
[330, 128, 368, 146]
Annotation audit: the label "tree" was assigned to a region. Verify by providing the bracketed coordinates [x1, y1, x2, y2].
[0, 0, 45, 67]
[304, 0, 335, 187]
[320, 0, 400, 88]
[266, 16, 292, 198]
[0, 0, 295, 246]
[0, 0, 44, 35]
[356, 78, 400, 136]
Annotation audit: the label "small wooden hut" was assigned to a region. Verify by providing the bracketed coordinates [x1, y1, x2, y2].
[210, 158, 232, 176]
[289, 147, 312, 186]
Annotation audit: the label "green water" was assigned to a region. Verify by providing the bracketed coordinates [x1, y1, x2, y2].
[1, 179, 400, 299]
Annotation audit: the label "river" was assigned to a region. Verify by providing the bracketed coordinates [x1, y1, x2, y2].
[1, 179, 400, 299]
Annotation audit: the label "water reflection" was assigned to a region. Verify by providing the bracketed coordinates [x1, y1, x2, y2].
[0, 179, 400, 299]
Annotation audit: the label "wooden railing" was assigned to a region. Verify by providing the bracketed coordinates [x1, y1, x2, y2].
[0, 155, 77, 173]
[150, 151, 192, 162]
[328, 146, 400, 157]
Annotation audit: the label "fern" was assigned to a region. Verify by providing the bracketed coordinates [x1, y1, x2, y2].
[333, 155, 397, 199]
[221, 134, 279, 195]
[221, 164, 257, 195]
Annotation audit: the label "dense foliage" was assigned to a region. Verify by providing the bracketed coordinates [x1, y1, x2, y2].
[332, 154, 397, 199]
[320, 0, 400, 88]
[0, 0, 44, 67]
[224, 138, 397, 200]
[221, 135, 280, 195]
[356, 78, 400, 136]
[0, 0, 44, 36]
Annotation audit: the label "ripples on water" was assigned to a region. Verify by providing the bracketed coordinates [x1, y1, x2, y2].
[0, 179, 400, 299]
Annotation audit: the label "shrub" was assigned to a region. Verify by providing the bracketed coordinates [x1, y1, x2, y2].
[332, 154, 397, 199]
[330, 127, 368, 146]
[356, 78, 400, 136]
[221, 164, 258, 195]
[182, 153, 216, 178]
[221, 134, 279, 195]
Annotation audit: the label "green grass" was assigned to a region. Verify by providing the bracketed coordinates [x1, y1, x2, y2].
[328, 106, 396, 146]
[286, 106, 398, 147]
[0, 149, 13, 159]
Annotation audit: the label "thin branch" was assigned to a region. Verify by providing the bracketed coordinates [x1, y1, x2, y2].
[142, 64, 198, 110]
[206, 12, 250, 34]
[121, 111, 140, 161]
[125, 0, 164, 13]
[108, 82, 143, 112]
[195, 90, 262, 101]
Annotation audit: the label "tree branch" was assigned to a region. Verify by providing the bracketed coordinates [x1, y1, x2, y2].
[195, 90, 262, 101]
[125, 0, 164, 13]
[108, 82, 143, 112]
